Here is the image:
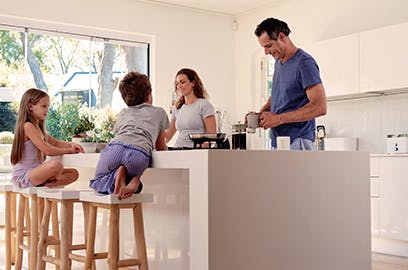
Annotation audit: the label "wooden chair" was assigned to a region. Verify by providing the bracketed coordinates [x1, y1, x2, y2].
[0, 183, 16, 270]
[79, 192, 153, 270]
[12, 186, 44, 270]
[37, 188, 90, 270]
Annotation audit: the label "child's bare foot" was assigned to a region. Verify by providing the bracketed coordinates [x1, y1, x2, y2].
[118, 177, 142, 200]
[114, 165, 127, 194]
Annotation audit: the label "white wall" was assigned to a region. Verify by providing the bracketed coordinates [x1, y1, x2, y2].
[234, 0, 408, 153]
[1, 0, 235, 119]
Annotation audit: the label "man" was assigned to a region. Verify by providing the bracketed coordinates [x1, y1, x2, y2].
[255, 17, 327, 150]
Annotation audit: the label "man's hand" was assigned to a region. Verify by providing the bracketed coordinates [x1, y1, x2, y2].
[259, 111, 283, 129]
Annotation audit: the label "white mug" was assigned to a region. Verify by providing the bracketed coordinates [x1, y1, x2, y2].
[246, 112, 260, 133]
[276, 136, 291, 150]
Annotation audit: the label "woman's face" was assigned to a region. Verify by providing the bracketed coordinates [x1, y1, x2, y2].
[176, 74, 195, 97]
[29, 96, 50, 121]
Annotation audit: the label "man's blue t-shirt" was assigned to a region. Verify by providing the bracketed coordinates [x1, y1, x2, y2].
[270, 48, 322, 148]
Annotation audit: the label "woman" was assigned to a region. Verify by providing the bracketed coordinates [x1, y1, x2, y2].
[165, 68, 216, 148]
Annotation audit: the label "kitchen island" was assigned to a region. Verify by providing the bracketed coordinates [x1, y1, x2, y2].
[62, 150, 371, 270]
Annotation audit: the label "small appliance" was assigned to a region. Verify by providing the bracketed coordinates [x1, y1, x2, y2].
[386, 134, 408, 154]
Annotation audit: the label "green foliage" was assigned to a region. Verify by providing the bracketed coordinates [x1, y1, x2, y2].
[0, 30, 24, 67]
[0, 102, 17, 132]
[0, 131, 14, 144]
[46, 102, 80, 141]
[73, 113, 95, 137]
[92, 106, 117, 143]
[46, 102, 117, 143]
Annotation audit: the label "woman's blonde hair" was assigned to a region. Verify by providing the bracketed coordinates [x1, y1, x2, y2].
[11, 88, 49, 165]
[174, 68, 209, 109]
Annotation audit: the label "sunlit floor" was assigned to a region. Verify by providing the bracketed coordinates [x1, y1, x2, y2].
[1, 232, 408, 270]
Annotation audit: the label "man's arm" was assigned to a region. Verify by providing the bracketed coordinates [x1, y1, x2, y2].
[260, 97, 271, 112]
[259, 84, 327, 129]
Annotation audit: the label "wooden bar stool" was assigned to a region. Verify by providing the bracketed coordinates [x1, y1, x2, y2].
[0, 183, 16, 270]
[80, 192, 153, 270]
[37, 188, 90, 270]
[12, 186, 44, 270]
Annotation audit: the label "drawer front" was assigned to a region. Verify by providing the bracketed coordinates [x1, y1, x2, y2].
[371, 178, 380, 197]
[370, 157, 379, 177]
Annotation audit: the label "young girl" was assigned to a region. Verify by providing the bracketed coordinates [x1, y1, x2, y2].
[89, 72, 169, 200]
[11, 88, 84, 188]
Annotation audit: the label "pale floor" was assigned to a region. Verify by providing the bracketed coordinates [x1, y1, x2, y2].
[373, 253, 408, 270]
[0, 238, 408, 270]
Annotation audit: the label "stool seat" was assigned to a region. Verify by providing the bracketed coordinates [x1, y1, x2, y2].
[80, 191, 153, 204]
[80, 191, 152, 270]
[0, 183, 13, 191]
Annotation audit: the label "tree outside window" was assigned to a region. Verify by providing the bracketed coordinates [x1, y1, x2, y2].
[0, 24, 149, 140]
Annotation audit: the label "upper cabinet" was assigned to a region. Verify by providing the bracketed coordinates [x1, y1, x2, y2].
[305, 34, 359, 98]
[304, 22, 408, 100]
[359, 22, 408, 93]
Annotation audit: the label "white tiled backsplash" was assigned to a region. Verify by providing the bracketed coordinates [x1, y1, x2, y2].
[317, 93, 408, 154]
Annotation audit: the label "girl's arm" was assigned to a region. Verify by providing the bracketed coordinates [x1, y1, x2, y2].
[47, 135, 84, 153]
[47, 135, 71, 148]
[203, 115, 217, 133]
[155, 131, 168, 151]
[164, 119, 177, 143]
[24, 122, 78, 156]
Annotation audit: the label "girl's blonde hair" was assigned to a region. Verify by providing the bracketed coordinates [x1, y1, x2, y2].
[11, 88, 49, 165]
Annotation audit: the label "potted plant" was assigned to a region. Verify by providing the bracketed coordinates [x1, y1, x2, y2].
[90, 106, 117, 152]
[0, 131, 14, 173]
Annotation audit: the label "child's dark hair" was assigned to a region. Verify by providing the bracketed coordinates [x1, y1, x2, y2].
[119, 72, 152, 106]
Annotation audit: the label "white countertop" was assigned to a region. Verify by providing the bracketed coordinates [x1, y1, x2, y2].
[371, 153, 408, 157]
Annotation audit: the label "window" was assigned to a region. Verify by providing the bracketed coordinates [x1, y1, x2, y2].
[0, 18, 151, 138]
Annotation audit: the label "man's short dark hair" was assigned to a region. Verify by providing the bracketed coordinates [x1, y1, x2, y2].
[255, 17, 291, 40]
[119, 72, 152, 106]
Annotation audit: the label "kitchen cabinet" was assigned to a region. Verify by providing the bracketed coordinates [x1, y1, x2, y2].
[302, 22, 408, 100]
[378, 156, 408, 240]
[370, 155, 408, 240]
[304, 34, 359, 97]
[370, 157, 380, 236]
[360, 23, 408, 93]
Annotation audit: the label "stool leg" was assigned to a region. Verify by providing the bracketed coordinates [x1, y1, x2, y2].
[51, 202, 60, 270]
[82, 202, 96, 270]
[10, 193, 16, 265]
[30, 195, 39, 270]
[5, 192, 11, 270]
[14, 195, 26, 270]
[84, 204, 97, 270]
[108, 205, 119, 270]
[60, 200, 74, 270]
[133, 204, 148, 270]
[37, 199, 52, 270]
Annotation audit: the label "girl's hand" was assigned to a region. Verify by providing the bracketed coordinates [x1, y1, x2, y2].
[70, 142, 85, 153]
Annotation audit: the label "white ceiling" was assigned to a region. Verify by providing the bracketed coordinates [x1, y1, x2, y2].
[139, 0, 283, 15]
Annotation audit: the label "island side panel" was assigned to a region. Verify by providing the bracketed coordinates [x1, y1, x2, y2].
[152, 150, 210, 270]
[208, 150, 371, 270]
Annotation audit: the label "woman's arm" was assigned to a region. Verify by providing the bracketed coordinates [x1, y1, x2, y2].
[204, 115, 217, 133]
[155, 131, 168, 151]
[24, 122, 76, 156]
[164, 119, 177, 143]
